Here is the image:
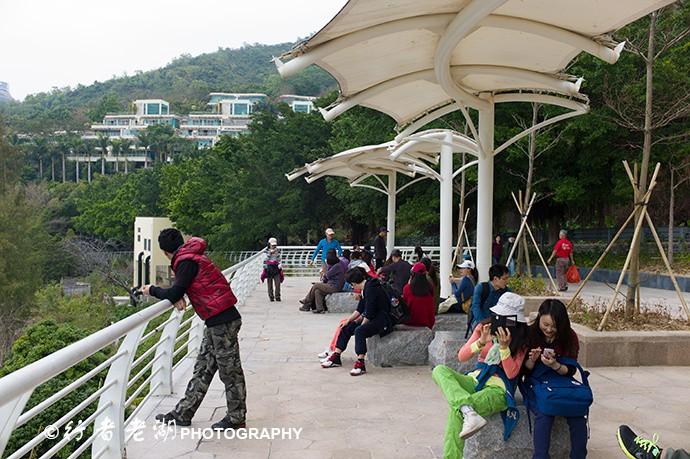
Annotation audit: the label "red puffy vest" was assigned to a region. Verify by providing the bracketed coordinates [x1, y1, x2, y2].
[172, 237, 237, 320]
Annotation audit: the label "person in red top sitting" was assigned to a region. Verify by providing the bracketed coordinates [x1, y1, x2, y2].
[403, 262, 436, 329]
[524, 299, 586, 459]
[547, 229, 575, 291]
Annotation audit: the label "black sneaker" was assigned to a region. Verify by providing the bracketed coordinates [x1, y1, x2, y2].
[617, 425, 662, 459]
[211, 416, 246, 430]
[321, 352, 342, 368]
[299, 305, 311, 312]
[155, 411, 191, 427]
[276, 298, 281, 302]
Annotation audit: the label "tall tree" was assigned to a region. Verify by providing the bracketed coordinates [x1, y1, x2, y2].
[604, 2, 690, 317]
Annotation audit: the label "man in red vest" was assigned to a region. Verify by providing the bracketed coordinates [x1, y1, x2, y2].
[142, 228, 246, 430]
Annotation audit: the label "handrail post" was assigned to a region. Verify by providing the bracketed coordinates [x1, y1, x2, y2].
[93, 323, 147, 459]
[150, 309, 183, 396]
[186, 315, 205, 360]
[0, 392, 33, 454]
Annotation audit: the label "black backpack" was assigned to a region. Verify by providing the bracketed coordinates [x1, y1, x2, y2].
[380, 281, 410, 325]
[465, 282, 491, 339]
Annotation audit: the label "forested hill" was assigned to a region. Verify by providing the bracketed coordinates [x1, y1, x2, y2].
[1, 42, 337, 133]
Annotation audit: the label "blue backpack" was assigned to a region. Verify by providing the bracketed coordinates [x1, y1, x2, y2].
[521, 357, 593, 418]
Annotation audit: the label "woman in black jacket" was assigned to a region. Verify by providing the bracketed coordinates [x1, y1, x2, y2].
[321, 267, 392, 376]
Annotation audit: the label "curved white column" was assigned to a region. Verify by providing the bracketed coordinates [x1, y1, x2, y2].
[439, 132, 454, 297]
[387, 172, 397, 254]
[476, 98, 495, 281]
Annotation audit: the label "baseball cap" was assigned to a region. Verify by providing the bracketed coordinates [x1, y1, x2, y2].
[268, 237, 277, 245]
[378, 227, 388, 232]
[457, 260, 475, 269]
[390, 249, 402, 257]
[489, 292, 527, 323]
[411, 262, 427, 274]
[325, 228, 335, 235]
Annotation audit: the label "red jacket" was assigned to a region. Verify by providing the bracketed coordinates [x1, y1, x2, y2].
[402, 284, 436, 329]
[172, 237, 237, 320]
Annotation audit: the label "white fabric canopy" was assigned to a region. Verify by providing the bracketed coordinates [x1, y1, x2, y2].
[276, 0, 673, 127]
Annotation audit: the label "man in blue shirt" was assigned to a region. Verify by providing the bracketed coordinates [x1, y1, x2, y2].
[309, 228, 342, 275]
[469, 264, 511, 330]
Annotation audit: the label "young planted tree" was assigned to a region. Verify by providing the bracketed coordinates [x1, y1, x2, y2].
[604, 2, 690, 318]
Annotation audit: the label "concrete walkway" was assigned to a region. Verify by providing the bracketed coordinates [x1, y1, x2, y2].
[127, 277, 690, 458]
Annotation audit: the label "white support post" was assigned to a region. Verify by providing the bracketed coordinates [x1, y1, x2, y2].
[186, 315, 205, 360]
[387, 172, 397, 255]
[0, 392, 33, 454]
[93, 323, 147, 459]
[150, 309, 184, 396]
[439, 132, 454, 297]
[476, 98, 495, 281]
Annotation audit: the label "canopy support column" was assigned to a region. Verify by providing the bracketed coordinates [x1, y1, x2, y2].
[440, 132, 454, 297]
[476, 98, 495, 281]
[387, 172, 397, 255]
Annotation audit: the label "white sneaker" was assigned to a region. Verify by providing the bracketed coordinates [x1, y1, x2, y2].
[317, 349, 331, 360]
[459, 411, 487, 439]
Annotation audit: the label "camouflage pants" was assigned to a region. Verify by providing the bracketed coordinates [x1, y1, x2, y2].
[174, 319, 246, 424]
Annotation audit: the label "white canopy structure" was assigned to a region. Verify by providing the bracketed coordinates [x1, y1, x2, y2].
[275, 0, 674, 283]
[288, 129, 479, 292]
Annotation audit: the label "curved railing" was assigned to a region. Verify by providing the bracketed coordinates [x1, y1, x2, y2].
[0, 249, 266, 459]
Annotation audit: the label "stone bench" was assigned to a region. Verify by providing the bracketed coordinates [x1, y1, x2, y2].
[464, 406, 570, 458]
[433, 313, 468, 332]
[367, 324, 434, 367]
[325, 292, 359, 313]
[427, 331, 475, 374]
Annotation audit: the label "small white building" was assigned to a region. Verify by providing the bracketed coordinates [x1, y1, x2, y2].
[133, 217, 177, 288]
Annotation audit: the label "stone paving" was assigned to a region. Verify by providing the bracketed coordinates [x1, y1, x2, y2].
[127, 277, 690, 459]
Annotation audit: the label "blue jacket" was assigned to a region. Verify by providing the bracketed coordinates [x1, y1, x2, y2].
[311, 238, 343, 263]
[470, 282, 510, 329]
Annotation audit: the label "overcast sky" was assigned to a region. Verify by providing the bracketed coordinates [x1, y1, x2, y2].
[0, 0, 347, 101]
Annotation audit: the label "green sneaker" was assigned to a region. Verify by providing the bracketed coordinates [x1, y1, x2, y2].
[617, 425, 662, 459]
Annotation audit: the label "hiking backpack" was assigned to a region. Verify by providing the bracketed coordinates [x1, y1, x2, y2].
[380, 281, 410, 325]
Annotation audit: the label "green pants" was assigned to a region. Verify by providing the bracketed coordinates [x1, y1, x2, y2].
[432, 365, 508, 459]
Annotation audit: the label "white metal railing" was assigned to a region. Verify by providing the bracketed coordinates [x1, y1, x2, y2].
[276, 245, 465, 271]
[0, 249, 265, 459]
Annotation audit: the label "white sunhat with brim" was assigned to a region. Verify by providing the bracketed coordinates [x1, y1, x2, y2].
[268, 237, 277, 245]
[457, 260, 475, 269]
[489, 292, 527, 323]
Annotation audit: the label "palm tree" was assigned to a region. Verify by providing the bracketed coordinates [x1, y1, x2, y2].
[97, 133, 110, 176]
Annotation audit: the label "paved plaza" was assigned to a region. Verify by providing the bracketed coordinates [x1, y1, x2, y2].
[128, 277, 690, 458]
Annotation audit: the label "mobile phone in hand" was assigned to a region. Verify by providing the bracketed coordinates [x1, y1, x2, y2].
[543, 348, 555, 358]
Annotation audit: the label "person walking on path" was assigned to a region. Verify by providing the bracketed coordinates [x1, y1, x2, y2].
[143, 229, 246, 431]
[310, 228, 342, 276]
[262, 237, 283, 302]
[492, 234, 503, 266]
[373, 227, 388, 269]
[547, 229, 575, 292]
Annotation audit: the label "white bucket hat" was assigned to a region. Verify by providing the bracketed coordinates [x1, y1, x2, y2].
[489, 292, 527, 323]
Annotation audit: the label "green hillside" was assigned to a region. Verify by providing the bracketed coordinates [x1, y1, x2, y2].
[0, 42, 336, 133]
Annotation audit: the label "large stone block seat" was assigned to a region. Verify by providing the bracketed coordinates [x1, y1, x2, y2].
[464, 406, 570, 458]
[325, 292, 359, 313]
[433, 313, 468, 332]
[428, 331, 475, 374]
[367, 324, 434, 367]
